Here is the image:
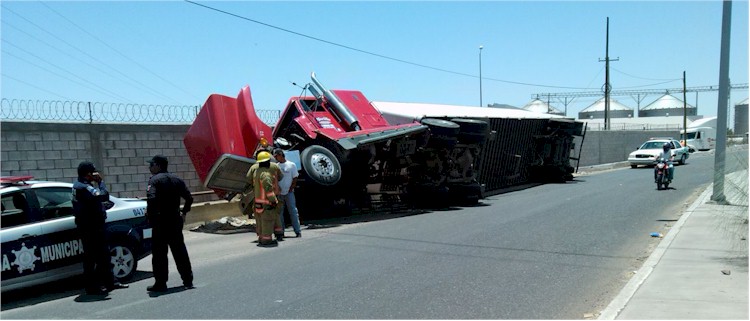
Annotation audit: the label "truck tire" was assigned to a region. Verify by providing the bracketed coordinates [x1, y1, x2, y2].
[420, 118, 460, 148]
[301, 145, 342, 186]
[450, 118, 490, 145]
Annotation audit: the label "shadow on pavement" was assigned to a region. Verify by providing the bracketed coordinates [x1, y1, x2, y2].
[1, 270, 153, 311]
[147, 285, 192, 298]
[74, 293, 112, 303]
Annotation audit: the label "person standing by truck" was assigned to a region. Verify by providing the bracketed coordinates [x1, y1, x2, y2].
[73, 161, 128, 295]
[146, 155, 194, 292]
[246, 151, 284, 246]
[273, 149, 302, 238]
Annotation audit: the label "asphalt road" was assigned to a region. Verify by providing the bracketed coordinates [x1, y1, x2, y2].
[2, 147, 746, 319]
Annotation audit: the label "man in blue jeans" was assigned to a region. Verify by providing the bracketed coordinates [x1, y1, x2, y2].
[273, 149, 302, 238]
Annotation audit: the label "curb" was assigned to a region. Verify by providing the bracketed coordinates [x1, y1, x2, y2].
[575, 161, 630, 175]
[597, 183, 714, 320]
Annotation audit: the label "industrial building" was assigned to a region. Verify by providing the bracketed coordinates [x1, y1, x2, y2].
[578, 97, 634, 119]
[638, 94, 697, 117]
[522, 98, 565, 116]
[735, 98, 748, 135]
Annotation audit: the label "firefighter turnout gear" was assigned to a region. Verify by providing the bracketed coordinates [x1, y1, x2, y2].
[246, 161, 283, 246]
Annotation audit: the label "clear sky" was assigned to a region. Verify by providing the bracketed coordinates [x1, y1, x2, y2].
[1, 1, 748, 119]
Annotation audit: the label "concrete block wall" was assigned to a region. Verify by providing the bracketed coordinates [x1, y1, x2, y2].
[573, 130, 680, 167]
[1, 121, 681, 203]
[1, 121, 218, 203]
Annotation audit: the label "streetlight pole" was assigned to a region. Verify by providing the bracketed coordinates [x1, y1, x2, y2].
[479, 45, 483, 107]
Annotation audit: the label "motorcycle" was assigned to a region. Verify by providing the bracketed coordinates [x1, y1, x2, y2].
[655, 157, 672, 190]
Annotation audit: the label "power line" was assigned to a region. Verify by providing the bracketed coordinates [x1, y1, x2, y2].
[2, 44, 137, 103]
[612, 67, 682, 82]
[1, 73, 73, 100]
[39, 1, 203, 102]
[1, 4, 183, 105]
[184, 0, 601, 90]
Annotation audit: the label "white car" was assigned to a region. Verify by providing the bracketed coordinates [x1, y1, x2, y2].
[1, 176, 152, 292]
[628, 138, 690, 168]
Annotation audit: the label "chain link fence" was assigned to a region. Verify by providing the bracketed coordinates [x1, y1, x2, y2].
[1, 98, 281, 125]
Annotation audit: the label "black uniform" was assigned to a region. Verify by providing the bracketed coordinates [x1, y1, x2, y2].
[73, 176, 116, 293]
[147, 170, 194, 288]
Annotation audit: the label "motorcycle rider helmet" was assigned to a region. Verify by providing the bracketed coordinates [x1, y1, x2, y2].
[256, 151, 272, 163]
[662, 143, 671, 152]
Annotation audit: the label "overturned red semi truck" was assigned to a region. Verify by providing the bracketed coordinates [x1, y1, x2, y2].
[183, 73, 494, 218]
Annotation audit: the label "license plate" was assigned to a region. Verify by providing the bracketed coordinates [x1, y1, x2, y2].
[396, 140, 417, 156]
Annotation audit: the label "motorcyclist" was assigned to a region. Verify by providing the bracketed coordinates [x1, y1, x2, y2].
[654, 142, 674, 183]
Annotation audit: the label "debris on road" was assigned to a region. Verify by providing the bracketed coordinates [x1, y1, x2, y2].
[650, 232, 663, 238]
[190, 216, 255, 234]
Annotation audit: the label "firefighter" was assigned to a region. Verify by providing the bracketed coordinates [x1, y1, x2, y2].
[246, 151, 284, 246]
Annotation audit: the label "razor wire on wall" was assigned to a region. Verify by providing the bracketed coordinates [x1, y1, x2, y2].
[0, 98, 281, 125]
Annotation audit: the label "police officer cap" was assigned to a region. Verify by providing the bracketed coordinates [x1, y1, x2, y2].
[148, 155, 169, 167]
[77, 161, 97, 177]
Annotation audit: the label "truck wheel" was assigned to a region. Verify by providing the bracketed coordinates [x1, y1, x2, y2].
[420, 118, 460, 148]
[301, 145, 342, 186]
[450, 118, 490, 145]
[110, 240, 137, 281]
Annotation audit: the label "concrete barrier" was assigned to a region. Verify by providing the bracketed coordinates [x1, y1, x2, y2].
[184, 200, 244, 229]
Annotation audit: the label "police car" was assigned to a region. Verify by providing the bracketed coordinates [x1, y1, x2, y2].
[1, 176, 152, 292]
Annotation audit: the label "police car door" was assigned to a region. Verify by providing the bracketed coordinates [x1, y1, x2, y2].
[1, 190, 47, 288]
[34, 186, 85, 277]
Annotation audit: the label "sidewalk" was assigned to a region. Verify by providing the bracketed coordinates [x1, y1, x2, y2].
[600, 170, 749, 320]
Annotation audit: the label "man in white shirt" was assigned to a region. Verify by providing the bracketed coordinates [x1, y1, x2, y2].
[273, 149, 302, 237]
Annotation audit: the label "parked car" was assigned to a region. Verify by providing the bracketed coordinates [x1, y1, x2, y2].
[1, 176, 152, 292]
[680, 126, 716, 152]
[628, 138, 690, 168]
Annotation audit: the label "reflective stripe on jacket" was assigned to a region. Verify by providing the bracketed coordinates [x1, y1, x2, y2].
[249, 165, 280, 214]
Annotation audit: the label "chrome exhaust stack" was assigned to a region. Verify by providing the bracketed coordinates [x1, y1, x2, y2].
[310, 72, 361, 131]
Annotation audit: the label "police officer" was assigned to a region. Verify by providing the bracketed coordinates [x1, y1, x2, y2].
[73, 161, 128, 295]
[146, 155, 194, 292]
[246, 151, 284, 246]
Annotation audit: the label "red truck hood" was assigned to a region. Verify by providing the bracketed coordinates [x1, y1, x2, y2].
[183, 86, 272, 190]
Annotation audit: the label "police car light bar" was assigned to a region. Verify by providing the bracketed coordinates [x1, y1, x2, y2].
[0, 175, 34, 184]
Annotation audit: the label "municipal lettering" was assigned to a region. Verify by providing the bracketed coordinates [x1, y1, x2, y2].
[40, 239, 83, 263]
[2, 254, 9, 272]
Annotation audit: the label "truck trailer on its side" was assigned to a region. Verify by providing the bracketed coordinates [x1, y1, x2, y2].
[182, 73, 585, 219]
[183, 73, 495, 218]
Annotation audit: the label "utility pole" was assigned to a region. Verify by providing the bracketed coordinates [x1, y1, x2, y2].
[683, 71, 687, 143]
[712, 0, 732, 203]
[479, 45, 484, 107]
[599, 17, 619, 130]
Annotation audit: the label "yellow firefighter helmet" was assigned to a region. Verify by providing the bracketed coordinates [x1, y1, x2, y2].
[256, 151, 272, 163]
